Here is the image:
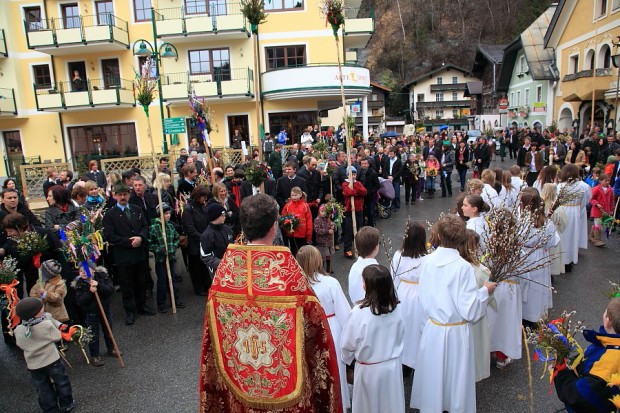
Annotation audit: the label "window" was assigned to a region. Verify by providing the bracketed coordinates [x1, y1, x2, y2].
[371, 94, 378, 101]
[208, 0, 227, 15]
[3, 131, 23, 154]
[33, 64, 52, 89]
[585, 49, 595, 70]
[536, 85, 542, 103]
[185, 0, 208, 14]
[265, 0, 303, 11]
[524, 89, 530, 106]
[569, 55, 579, 74]
[417, 94, 425, 102]
[24, 6, 43, 30]
[452, 92, 458, 101]
[599, 44, 612, 68]
[435, 93, 444, 102]
[134, 0, 152, 22]
[68, 123, 138, 157]
[102, 58, 120, 88]
[596, 0, 608, 17]
[61, 4, 80, 29]
[452, 109, 459, 118]
[614, 0, 620, 10]
[452, 76, 458, 84]
[435, 110, 444, 118]
[436, 77, 443, 85]
[516, 91, 521, 106]
[510, 92, 514, 106]
[265, 46, 305, 70]
[189, 48, 231, 80]
[96, 1, 114, 25]
[519, 56, 528, 74]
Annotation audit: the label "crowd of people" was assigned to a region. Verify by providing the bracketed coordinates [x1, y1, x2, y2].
[2, 122, 620, 413]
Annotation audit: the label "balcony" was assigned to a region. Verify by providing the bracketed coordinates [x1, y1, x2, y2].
[154, 3, 250, 42]
[416, 100, 471, 108]
[161, 68, 254, 102]
[343, 7, 375, 50]
[262, 64, 370, 100]
[34, 78, 135, 111]
[25, 14, 129, 55]
[0, 29, 7, 57]
[561, 68, 614, 102]
[0, 88, 17, 116]
[430, 83, 467, 92]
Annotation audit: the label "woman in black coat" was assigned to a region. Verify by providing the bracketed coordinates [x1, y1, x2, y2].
[181, 186, 210, 296]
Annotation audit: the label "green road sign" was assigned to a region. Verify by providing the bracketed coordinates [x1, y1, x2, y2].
[163, 117, 186, 134]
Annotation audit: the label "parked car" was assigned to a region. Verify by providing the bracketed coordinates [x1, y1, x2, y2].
[466, 130, 482, 145]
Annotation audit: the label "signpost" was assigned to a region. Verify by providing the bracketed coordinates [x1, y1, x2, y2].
[163, 117, 186, 134]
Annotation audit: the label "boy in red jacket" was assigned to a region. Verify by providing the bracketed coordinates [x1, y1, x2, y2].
[281, 186, 313, 256]
[590, 173, 614, 247]
[342, 167, 367, 258]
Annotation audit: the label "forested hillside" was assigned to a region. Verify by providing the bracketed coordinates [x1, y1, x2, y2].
[359, 0, 553, 115]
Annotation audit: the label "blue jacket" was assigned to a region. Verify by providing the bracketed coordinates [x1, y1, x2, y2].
[554, 327, 620, 413]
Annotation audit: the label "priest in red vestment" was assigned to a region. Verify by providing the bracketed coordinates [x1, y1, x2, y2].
[199, 194, 343, 413]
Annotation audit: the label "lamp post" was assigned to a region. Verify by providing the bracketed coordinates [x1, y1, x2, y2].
[132, 39, 178, 154]
[611, 36, 620, 134]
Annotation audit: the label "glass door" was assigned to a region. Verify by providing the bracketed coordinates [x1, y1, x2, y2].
[102, 58, 120, 88]
[96, 0, 114, 25]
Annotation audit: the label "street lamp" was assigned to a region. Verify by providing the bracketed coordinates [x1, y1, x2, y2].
[132, 39, 178, 154]
[611, 36, 620, 134]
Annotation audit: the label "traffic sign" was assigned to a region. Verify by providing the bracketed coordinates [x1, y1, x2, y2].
[498, 98, 509, 110]
[163, 117, 186, 134]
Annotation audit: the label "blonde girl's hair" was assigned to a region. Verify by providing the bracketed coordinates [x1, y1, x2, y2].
[153, 173, 171, 190]
[481, 169, 496, 185]
[296, 245, 324, 284]
[458, 229, 480, 266]
[212, 182, 227, 201]
[466, 179, 484, 193]
[501, 171, 513, 191]
[84, 180, 99, 193]
[540, 183, 557, 211]
[290, 186, 307, 201]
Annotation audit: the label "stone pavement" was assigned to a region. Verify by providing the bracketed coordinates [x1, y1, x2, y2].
[1, 161, 618, 412]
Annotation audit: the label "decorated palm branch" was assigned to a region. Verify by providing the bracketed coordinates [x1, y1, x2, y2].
[59, 214, 104, 271]
[525, 311, 585, 380]
[547, 181, 582, 216]
[10, 231, 49, 268]
[0, 256, 20, 334]
[324, 200, 344, 226]
[279, 214, 301, 235]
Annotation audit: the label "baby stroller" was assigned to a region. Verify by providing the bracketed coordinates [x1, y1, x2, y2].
[376, 177, 395, 219]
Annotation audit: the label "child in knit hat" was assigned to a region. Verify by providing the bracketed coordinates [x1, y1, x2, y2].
[14, 297, 76, 412]
[29, 259, 69, 324]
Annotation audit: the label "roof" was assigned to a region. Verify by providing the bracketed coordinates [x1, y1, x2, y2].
[404, 64, 472, 89]
[370, 81, 391, 92]
[471, 45, 506, 77]
[544, 0, 566, 48]
[464, 81, 483, 97]
[497, 5, 559, 91]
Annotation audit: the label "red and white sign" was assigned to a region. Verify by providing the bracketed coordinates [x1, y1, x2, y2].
[498, 98, 509, 110]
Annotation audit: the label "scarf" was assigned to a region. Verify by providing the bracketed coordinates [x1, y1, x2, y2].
[21, 315, 46, 338]
[570, 148, 580, 164]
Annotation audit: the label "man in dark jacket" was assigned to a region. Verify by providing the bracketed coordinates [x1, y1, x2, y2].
[0, 189, 42, 229]
[474, 137, 491, 172]
[440, 145, 455, 197]
[360, 157, 379, 227]
[129, 175, 159, 223]
[200, 204, 234, 280]
[268, 144, 284, 180]
[383, 148, 404, 211]
[297, 157, 322, 214]
[177, 164, 197, 198]
[239, 178, 276, 200]
[275, 161, 307, 209]
[103, 182, 155, 326]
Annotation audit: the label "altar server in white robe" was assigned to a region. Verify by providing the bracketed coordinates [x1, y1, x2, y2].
[341, 264, 405, 413]
[458, 229, 492, 381]
[296, 246, 352, 411]
[577, 178, 592, 249]
[462, 194, 491, 254]
[347, 226, 380, 304]
[556, 164, 587, 270]
[390, 220, 428, 369]
[520, 192, 560, 323]
[411, 215, 496, 413]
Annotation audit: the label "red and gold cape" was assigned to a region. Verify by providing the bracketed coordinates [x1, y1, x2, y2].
[199, 244, 342, 413]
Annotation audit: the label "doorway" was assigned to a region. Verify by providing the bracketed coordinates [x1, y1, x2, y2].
[227, 115, 250, 148]
[67, 61, 87, 92]
[101, 58, 120, 89]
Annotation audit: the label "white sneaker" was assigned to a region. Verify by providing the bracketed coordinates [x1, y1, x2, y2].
[418, 197, 423, 201]
[496, 357, 513, 369]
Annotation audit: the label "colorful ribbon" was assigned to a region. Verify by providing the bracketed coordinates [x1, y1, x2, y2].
[0, 279, 20, 333]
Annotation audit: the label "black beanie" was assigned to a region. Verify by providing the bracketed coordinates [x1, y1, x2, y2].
[16, 297, 44, 321]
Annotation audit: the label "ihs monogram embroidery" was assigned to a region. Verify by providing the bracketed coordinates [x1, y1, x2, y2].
[234, 325, 276, 369]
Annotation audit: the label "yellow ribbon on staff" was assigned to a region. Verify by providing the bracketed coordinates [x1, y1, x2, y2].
[91, 231, 104, 251]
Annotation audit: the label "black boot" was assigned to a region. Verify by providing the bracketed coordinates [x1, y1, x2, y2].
[565, 263, 573, 273]
[325, 260, 333, 274]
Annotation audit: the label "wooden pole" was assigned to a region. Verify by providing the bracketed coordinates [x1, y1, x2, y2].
[334, 27, 358, 256]
[145, 108, 177, 314]
[253, 30, 263, 160]
[94, 291, 125, 368]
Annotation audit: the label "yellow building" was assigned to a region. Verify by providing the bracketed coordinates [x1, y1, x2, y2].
[0, 0, 373, 179]
[544, 0, 620, 134]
